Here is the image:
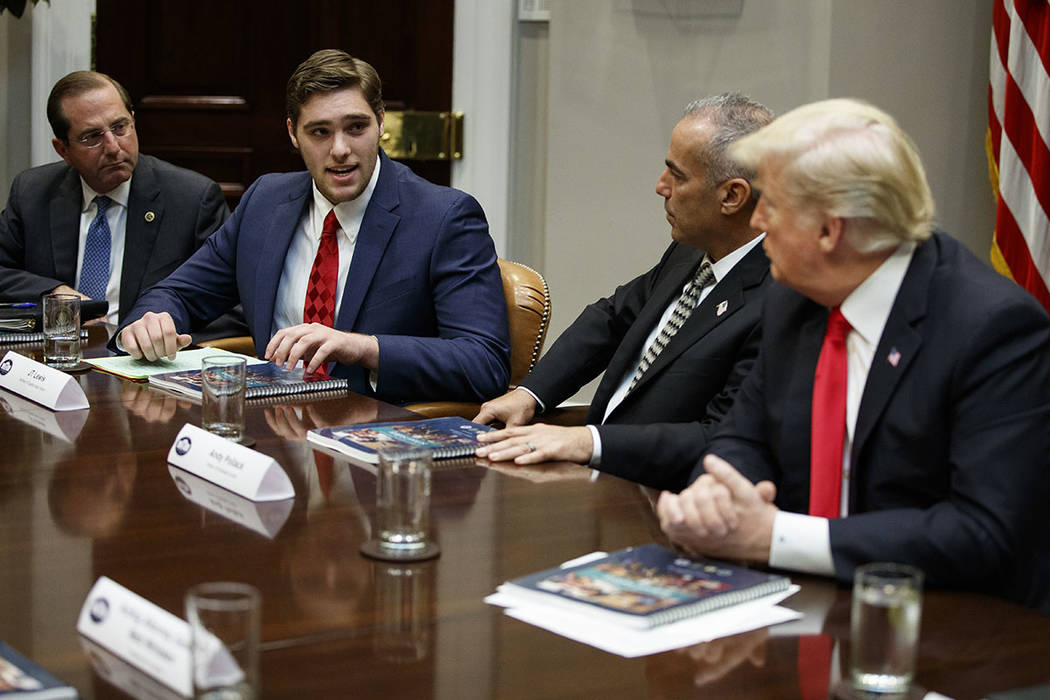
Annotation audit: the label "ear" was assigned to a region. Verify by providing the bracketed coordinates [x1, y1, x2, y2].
[718, 178, 752, 215]
[818, 216, 847, 253]
[376, 109, 385, 139]
[286, 118, 299, 150]
[52, 137, 72, 165]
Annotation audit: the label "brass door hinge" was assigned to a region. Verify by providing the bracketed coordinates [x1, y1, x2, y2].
[381, 111, 463, 161]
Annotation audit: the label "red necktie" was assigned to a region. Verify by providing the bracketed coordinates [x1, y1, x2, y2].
[797, 634, 832, 700]
[303, 210, 340, 379]
[809, 307, 851, 519]
[314, 450, 335, 504]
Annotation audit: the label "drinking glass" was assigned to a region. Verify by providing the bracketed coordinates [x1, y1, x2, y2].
[185, 582, 260, 700]
[360, 447, 440, 561]
[43, 293, 81, 369]
[850, 562, 923, 694]
[201, 356, 246, 442]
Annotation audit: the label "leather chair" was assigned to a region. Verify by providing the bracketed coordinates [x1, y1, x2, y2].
[199, 258, 553, 421]
[405, 258, 551, 419]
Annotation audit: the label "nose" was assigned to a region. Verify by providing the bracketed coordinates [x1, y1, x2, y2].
[100, 130, 121, 154]
[655, 168, 671, 198]
[331, 131, 352, 160]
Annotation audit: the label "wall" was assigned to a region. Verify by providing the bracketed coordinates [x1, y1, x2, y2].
[529, 0, 996, 404]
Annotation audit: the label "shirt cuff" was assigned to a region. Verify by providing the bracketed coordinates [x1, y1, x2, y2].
[515, 385, 546, 413]
[368, 336, 379, 391]
[586, 425, 601, 466]
[769, 510, 835, 576]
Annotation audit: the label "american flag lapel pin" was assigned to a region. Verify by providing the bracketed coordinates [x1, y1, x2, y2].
[716, 300, 728, 316]
[887, 348, 901, 367]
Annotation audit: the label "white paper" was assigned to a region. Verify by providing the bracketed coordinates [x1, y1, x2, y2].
[76, 576, 193, 697]
[166, 423, 294, 501]
[0, 350, 88, 411]
[487, 585, 802, 657]
[85, 347, 267, 380]
[169, 465, 294, 538]
[0, 387, 89, 441]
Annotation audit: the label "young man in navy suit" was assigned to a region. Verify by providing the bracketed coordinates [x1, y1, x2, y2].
[659, 98, 1050, 610]
[473, 94, 774, 491]
[118, 50, 509, 403]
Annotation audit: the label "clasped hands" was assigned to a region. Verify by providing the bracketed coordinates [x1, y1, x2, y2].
[657, 454, 779, 564]
[119, 311, 378, 372]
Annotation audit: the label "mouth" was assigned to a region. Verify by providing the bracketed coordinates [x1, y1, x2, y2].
[327, 165, 358, 182]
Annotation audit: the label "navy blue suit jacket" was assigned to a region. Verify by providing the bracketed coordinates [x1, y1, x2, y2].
[701, 233, 1050, 610]
[119, 152, 509, 404]
[521, 241, 771, 491]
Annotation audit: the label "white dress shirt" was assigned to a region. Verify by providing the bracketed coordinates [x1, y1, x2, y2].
[76, 177, 130, 324]
[272, 156, 381, 335]
[769, 241, 917, 575]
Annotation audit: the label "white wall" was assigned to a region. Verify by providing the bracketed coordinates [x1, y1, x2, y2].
[532, 0, 995, 404]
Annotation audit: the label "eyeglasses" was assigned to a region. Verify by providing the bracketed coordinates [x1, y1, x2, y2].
[73, 118, 135, 148]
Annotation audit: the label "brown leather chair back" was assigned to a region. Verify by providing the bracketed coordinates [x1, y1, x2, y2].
[497, 258, 551, 385]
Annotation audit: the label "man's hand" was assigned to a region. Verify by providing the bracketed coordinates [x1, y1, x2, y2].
[265, 323, 379, 375]
[472, 387, 538, 427]
[50, 284, 90, 300]
[119, 311, 192, 361]
[658, 454, 778, 563]
[475, 423, 593, 464]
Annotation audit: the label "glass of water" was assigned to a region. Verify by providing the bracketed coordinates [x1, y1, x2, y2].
[43, 293, 81, 369]
[360, 447, 440, 561]
[186, 582, 260, 699]
[850, 562, 924, 694]
[201, 356, 246, 442]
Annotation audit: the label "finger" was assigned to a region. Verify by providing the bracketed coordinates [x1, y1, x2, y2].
[121, 325, 144, 360]
[657, 491, 685, 531]
[303, 338, 333, 375]
[703, 454, 759, 503]
[158, 314, 180, 360]
[755, 480, 777, 504]
[177, 334, 193, 351]
[482, 439, 534, 463]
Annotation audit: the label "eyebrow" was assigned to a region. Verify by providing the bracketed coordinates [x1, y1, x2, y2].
[665, 159, 685, 177]
[301, 112, 373, 130]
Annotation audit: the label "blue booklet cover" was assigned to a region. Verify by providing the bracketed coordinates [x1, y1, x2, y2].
[307, 417, 493, 462]
[503, 543, 791, 629]
[0, 641, 77, 698]
[149, 362, 347, 399]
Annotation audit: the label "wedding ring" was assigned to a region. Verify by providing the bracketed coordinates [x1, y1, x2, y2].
[527, 442, 536, 452]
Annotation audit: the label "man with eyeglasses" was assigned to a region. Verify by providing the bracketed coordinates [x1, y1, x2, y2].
[0, 70, 245, 337]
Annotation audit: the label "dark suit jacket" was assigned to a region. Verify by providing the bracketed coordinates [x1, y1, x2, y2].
[521, 241, 771, 491]
[702, 233, 1050, 610]
[0, 155, 242, 338]
[118, 151, 510, 404]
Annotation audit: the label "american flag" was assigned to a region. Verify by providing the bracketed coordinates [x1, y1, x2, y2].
[988, 0, 1050, 313]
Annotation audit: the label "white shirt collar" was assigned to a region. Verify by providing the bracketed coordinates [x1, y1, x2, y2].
[839, 240, 917, 347]
[80, 176, 131, 211]
[308, 154, 382, 242]
[710, 233, 765, 283]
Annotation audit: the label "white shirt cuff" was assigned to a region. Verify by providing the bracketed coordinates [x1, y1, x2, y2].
[769, 510, 835, 576]
[515, 385, 546, 413]
[586, 424, 601, 466]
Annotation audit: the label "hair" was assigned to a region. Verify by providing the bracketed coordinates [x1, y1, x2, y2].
[47, 71, 134, 142]
[729, 98, 935, 251]
[286, 49, 384, 129]
[683, 93, 775, 195]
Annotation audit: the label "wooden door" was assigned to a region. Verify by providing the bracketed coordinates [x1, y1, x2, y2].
[94, 0, 454, 207]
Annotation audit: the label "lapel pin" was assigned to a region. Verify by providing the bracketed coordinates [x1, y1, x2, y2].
[887, 348, 901, 367]
[144, 211, 155, 222]
[716, 300, 728, 316]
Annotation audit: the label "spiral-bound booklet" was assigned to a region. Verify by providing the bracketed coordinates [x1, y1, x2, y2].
[307, 417, 492, 463]
[149, 362, 347, 399]
[498, 544, 790, 629]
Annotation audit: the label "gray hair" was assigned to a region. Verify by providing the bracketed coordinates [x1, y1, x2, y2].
[683, 93, 774, 193]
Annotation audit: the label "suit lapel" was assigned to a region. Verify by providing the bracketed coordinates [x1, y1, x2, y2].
[254, 175, 312, 342]
[120, 156, 162, 317]
[850, 240, 933, 472]
[334, 152, 400, 331]
[588, 249, 701, 418]
[49, 168, 83, 284]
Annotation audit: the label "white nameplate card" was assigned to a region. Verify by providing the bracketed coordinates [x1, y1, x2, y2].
[169, 465, 294, 539]
[76, 576, 192, 697]
[0, 350, 88, 411]
[79, 636, 185, 700]
[167, 423, 295, 501]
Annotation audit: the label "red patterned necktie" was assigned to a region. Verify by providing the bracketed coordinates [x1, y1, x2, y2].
[303, 210, 340, 379]
[809, 307, 851, 519]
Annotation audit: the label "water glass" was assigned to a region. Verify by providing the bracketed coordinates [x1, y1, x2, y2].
[185, 582, 260, 700]
[201, 356, 246, 442]
[360, 447, 440, 561]
[43, 293, 81, 369]
[850, 562, 923, 694]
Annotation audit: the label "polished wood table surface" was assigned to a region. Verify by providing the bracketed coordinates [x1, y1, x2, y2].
[1, 328, 1048, 699]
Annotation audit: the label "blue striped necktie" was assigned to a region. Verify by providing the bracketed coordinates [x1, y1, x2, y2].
[79, 195, 112, 301]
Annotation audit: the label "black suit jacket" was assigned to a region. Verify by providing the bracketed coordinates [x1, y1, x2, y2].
[521, 241, 771, 491]
[703, 233, 1050, 610]
[0, 154, 244, 336]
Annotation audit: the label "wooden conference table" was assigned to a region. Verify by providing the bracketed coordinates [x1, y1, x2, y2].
[0, 328, 1047, 699]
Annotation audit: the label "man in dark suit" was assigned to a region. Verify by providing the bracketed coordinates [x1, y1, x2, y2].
[118, 50, 509, 404]
[659, 98, 1050, 609]
[0, 71, 243, 338]
[474, 94, 774, 492]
